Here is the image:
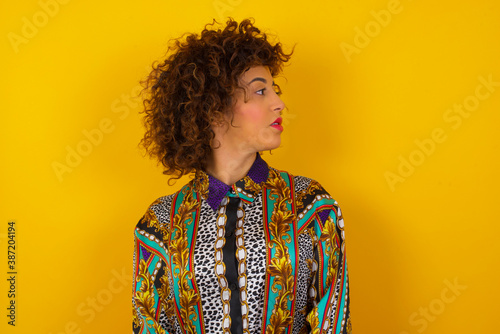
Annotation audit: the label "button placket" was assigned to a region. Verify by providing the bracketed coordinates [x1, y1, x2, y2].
[222, 196, 243, 334]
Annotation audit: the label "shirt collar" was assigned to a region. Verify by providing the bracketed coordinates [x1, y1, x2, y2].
[193, 152, 270, 212]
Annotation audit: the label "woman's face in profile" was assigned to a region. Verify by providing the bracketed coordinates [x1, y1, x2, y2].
[219, 65, 285, 153]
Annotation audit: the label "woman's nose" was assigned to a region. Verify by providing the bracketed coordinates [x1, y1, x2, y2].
[273, 94, 285, 113]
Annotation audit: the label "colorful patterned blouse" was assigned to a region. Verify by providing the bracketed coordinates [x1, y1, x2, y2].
[132, 152, 352, 334]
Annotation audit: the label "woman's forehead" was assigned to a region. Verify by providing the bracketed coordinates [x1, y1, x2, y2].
[240, 65, 272, 84]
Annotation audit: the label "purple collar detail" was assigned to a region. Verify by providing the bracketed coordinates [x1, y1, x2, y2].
[195, 153, 269, 212]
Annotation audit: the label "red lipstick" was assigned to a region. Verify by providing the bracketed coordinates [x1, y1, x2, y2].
[270, 117, 283, 132]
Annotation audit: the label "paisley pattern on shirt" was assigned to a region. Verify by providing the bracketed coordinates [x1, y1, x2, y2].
[133, 152, 351, 334]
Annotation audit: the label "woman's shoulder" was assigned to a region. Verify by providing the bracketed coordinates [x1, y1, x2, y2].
[140, 178, 198, 216]
[282, 170, 344, 237]
[134, 182, 190, 233]
[269, 166, 335, 199]
[269, 166, 341, 220]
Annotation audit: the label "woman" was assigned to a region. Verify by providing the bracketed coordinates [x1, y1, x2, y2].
[132, 18, 351, 334]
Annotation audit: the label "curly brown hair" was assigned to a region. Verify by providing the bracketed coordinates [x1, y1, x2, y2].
[139, 17, 293, 184]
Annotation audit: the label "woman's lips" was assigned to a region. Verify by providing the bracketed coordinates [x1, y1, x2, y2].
[271, 117, 282, 125]
[271, 124, 283, 131]
[271, 117, 283, 131]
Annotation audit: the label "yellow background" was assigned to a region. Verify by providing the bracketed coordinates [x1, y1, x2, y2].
[1, 0, 499, 333]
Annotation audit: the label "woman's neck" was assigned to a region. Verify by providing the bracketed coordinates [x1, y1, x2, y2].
[205, 150, 258, 186]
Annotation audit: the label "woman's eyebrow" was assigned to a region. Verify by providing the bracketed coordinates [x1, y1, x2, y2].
[248, 77, 267, 84]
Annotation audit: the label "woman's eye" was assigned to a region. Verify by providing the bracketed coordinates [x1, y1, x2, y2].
[256, 86, 282, 96]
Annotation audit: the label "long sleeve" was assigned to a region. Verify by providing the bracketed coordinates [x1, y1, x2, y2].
[132, 211, 173, 334]
[306, 202, 351, 334]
